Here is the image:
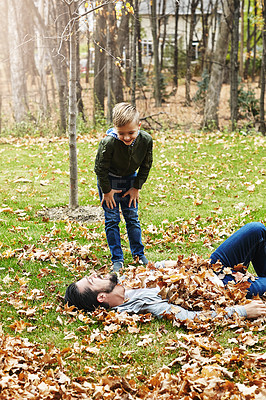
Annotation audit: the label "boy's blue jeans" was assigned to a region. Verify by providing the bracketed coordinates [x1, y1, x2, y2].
[210, 222, 266, 298]
[98, 172, 145, 264]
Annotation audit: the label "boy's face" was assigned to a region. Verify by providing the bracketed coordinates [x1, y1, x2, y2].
[115, 121, 140, 146]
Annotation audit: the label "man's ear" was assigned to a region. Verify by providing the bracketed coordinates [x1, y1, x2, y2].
[97, 292, 107, 303]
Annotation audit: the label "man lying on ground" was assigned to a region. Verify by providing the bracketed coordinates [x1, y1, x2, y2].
[64, 222, 266, 321]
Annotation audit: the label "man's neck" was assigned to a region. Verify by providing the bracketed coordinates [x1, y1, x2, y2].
[106, 285, 125, 307]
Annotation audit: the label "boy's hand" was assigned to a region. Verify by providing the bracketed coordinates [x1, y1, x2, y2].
[102, 189, 122, 209]
[122, 187, 139, 208]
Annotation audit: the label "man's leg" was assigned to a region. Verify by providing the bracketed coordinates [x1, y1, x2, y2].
[97, 181, 123, 264]
[210, 222, 266, 275]
[247, 277, 266, 298]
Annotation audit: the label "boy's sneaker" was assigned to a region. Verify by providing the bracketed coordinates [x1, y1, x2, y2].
[134, 255, 149, 265]
[112, 261, 123, 272]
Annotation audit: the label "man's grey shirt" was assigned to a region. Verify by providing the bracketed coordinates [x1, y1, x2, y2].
[115, 287, 247, 321]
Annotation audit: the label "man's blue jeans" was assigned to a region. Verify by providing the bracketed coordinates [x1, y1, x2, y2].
[210, 222, 266, 298]
[98, 173, 145, 264]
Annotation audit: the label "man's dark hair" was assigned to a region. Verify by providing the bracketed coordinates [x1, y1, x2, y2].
[64, 283, 110, 312]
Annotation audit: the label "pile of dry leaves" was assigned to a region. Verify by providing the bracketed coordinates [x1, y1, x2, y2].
[1, 238, 266, 399]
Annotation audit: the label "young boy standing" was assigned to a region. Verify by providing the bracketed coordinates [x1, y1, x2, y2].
[94, 102, 153, 272]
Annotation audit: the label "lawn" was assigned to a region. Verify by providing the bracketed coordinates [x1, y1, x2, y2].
[0, 128, 265, 398]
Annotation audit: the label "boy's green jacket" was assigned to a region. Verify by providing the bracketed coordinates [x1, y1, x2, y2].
[94, 130, 153, 193]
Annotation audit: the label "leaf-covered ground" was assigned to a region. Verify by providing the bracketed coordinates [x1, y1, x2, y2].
[0, 130, 265, 399]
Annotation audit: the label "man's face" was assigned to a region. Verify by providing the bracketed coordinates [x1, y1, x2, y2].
[76, 272, 118, 293]
[115, 121, 140, 146]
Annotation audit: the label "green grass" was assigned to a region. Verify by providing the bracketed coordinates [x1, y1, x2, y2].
[0, 128, 265, 389]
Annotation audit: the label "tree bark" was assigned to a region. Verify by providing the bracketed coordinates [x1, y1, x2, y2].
[244, 0, 251, 79]
[113, 7, 129, 104]
[107, 3, 115, 123]
[150, 0, 162, 107]
[203, 0, 234, 129]
[185, 0, 199, 105]
[259, 2, 266, 135]
[173, 1, 179, 90]
[252, 1, 257, 82]
[131, 0, 137, 106]
[68, 3, 78, 209]
[93, 8, 106, 122]
[35, 0, 49, 115]
[8, 0, 29, 122]
[230, 0, 240, 130]
[239, 0, 244, 78]
[135, 0, 143, 75]
[76, 21, 85, 120]
[159, 0, 167, 72]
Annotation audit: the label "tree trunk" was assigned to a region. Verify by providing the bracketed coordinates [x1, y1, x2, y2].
[68, 3, 78, 209]
[107, 3, 115, 123]
[185, 0, 199, 105]
[173, 1, 179, 90]
[135, 0, 143, 75]
[76, 22, 85, 120]
[8, 0, 29, 122]
[230, 0, 240, 130]
[260, 2, 266, 135]
[85, 8, 91, 84]
[131, 0, 137, 106]
[49, 0, 68, 133]
[203, 0, 234, 129]
[93, 8, 106, 122]
[159, 0, 167, 72]
[125, 22, 131, 88]
[244, 0, 251, 79]
[113, 7, 129, 104]
[200, 0, 209, 71]
[252, 1, 257, 82]
[239, 0, 244, 78]
[35, 0, 49, 115]
[150, 0, 161, 107]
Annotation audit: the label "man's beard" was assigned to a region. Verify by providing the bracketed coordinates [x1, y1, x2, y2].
[107, 273, 118, 292]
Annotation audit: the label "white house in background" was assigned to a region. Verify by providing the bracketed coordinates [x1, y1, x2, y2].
[139, 0, 222, 65]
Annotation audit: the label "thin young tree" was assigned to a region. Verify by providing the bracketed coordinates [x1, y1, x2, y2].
[230, 0, 240, 130]
[66, 1, 78, 209]
[239, 0, 245, 78]
[173, 0, 179, 91]
[244, 0, 251, 79]
[135, 0, 143, 76]
[150, 0, 162, 106]
[260, 0, 266, 135]
[93, 8, 106, 122]
[7, 0, 29, 122]
[131, 0, 137, 106]
[185, 0, 199, 105]
[203, 0, 234, 128]
[252, 0, 258, 82]
[106, 2, 116, 123]
[29, 0, 69, 132]
[159, 0, 167, 72]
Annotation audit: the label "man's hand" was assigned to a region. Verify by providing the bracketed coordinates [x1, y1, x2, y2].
[102, 189, 122, 209]
[122, 187, 139, 208]
[244, 300, 266, 319]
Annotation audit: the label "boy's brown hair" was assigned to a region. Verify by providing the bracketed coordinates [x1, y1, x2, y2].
[112, 102, 140, 127]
